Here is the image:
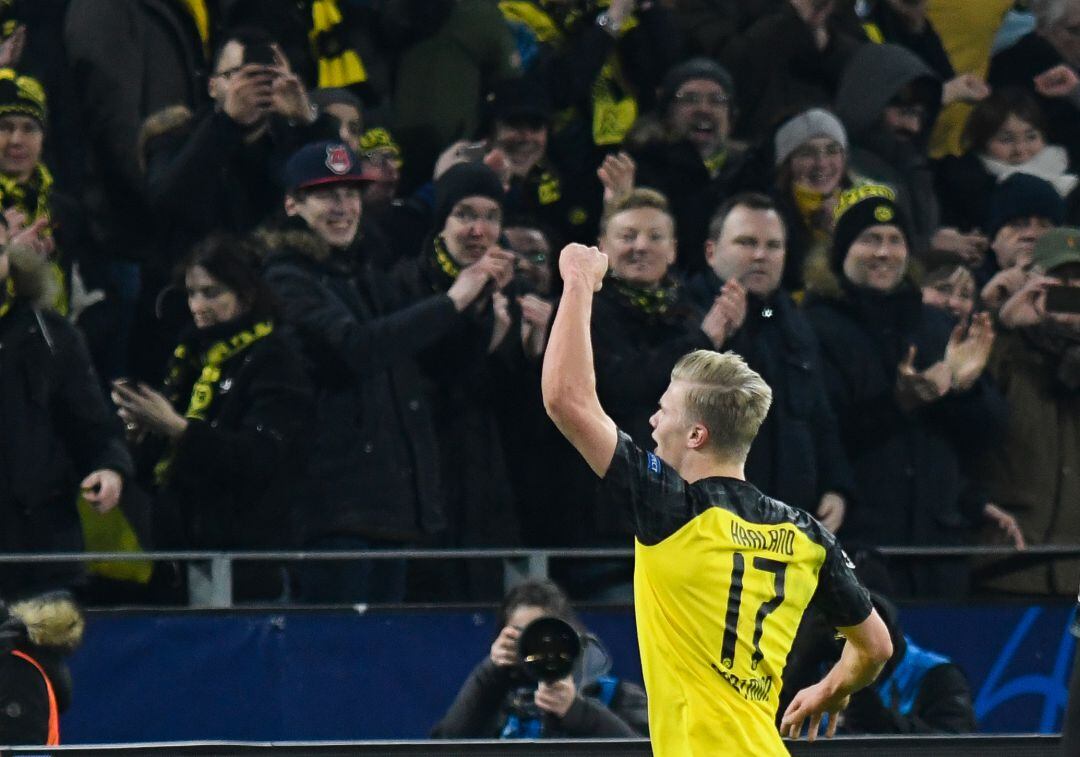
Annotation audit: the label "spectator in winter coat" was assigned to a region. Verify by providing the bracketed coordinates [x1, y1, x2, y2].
[803, 185, 1006, 597]
[988, 0, 1080, 166]
[0, 216, 132, 598]
[629, 59, 747, 274]
[258, 142, 510, 603]
[110, 235, 312, 601]
[934, 88, 1079, 237]
[769, 107, 863, 292]
[686, 192, 854, 530]
[975, 228, 1080, 595]
[431, 579, 648, 739]
[0, 592, 84, 745]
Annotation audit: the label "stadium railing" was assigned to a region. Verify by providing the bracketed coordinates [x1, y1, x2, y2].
[0, 545, 1076, 607]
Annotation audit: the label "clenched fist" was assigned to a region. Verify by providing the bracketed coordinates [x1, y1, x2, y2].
[559, 243, 608, 292]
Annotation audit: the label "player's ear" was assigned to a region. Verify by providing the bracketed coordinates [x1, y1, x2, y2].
[687, 422, 709, 450]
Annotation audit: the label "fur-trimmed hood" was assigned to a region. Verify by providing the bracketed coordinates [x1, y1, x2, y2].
[137, 104, 194, 175]
[252, 221, 337, 265]
[2, 593, 84, 653]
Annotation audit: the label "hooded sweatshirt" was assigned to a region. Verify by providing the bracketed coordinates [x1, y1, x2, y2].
[834, 43, 942, 258]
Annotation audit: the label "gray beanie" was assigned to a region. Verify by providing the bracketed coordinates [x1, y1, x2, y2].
[774, 108, 848, 167]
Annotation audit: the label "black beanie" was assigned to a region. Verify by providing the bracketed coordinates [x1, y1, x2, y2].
[658, 58, 735, 115]
[985, 173, 1065, 239]
[831, 185, 910, 276]
[0, 68, 46, 127]
[433, 162, 504, 232]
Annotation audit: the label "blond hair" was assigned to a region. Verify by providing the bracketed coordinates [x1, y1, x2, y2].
[671, 350, 772, 460]
[599, 187, 674, 236]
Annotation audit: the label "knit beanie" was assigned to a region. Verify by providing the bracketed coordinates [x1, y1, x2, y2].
[433, 162, 504, 232]
[309, 87, 363, 113]
[831, 184, 910, 276]
[658, 58, 735, 114]
[985, 173, 1065, 239]
[774, 108, 847, 167]
[0, 68, 45, 127]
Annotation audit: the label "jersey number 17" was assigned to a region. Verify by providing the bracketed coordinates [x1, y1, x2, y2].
[720, 553, 787, 672]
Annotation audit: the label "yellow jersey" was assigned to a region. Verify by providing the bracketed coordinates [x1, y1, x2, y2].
[605, 431, 871, 756]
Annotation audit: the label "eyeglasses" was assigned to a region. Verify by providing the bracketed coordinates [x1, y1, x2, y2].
[451, 207, 502, 226]
[673, 91, 730, 108]
[791, 143, 844, 161]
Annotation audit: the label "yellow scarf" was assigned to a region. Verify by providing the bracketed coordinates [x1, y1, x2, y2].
[179, 0, 211, 59]
[499, 0, 639, 146]
[0, 164, 66, 315]
[310, 0, 367, 88]
[154, 321, 274, 484]
[793, 183, 833, 242]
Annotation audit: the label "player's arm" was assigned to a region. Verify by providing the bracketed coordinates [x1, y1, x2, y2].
[542, 243, 619, 477]
[779, 607, 893, 742]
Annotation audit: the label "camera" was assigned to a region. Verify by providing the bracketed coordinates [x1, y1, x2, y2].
[506, 616, 582, 727]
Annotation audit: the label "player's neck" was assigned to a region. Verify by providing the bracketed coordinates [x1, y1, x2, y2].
[677, 452, 745, 484]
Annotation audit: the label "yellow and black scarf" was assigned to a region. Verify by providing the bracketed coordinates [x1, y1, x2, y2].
[310, 0, 367, 88]
[154, 319, 274, 484]
[608, 275, 680, 316]
[499, 0, 639, 146]
[431, 234, 462, 284]
[0, 163, 65, 315]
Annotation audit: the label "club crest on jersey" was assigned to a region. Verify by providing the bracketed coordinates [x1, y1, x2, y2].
[325, 145, 352, 175]
[841, 549, 856, 570]
[646, 452, 662, 475]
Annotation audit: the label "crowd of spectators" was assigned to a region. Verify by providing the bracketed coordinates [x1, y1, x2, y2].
[0, 0, 1078, 607]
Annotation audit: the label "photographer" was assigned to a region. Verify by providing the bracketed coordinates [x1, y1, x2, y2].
[431, 579, 647, 739]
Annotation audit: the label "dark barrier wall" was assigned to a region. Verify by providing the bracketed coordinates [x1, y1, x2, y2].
[60, 604, 1075, 743]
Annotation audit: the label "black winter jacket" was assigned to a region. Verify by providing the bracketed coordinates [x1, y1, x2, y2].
[141, 317, 312, 552]
[686, 273, 855, 513]
[803, 283, 1006, 596]
[260, 226, 459, 543]
[0, 303, 134, 597]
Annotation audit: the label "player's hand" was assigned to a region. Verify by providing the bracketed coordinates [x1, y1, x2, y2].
[535, 676, 577, 718]
[559, 243, 608, 291]
[780, 678, 849, 741]
[490, 624, 521, 667]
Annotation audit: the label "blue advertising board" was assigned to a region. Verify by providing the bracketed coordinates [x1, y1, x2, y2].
[60, 604, 1074, 743]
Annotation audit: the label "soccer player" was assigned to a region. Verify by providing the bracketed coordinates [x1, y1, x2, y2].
[541, 242, 893, 755]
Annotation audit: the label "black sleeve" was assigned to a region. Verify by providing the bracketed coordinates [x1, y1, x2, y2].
[809, 535, 872, 629]
[144, 109, 246, 224]
[429, 658, 513, 739]
[52, 318, 135, 479]
[0, 655, 50, 745]
[263, 264, 462, 379]
[169, 344, 313, 496]
[541, 20, 618, 109]
[601, 430, 694, 545]
[558, 693, 638, 737]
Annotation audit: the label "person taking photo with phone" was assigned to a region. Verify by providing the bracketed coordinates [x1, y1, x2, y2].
[975, 227, 1080, 595]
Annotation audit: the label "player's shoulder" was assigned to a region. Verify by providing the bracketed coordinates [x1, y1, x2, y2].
[695, 478, 835, 548]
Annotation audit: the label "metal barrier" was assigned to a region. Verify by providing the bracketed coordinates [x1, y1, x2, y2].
[0, 735, 1064, 756]
[0, 545, 1076, 607]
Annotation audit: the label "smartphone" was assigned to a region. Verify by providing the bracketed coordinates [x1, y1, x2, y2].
[243, 42, 277, 67]
[458, 141, 488, 162]
[1045, 285, 1080, 314]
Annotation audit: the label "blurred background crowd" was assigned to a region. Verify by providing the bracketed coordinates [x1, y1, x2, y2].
[0, 0, 1078, 615]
